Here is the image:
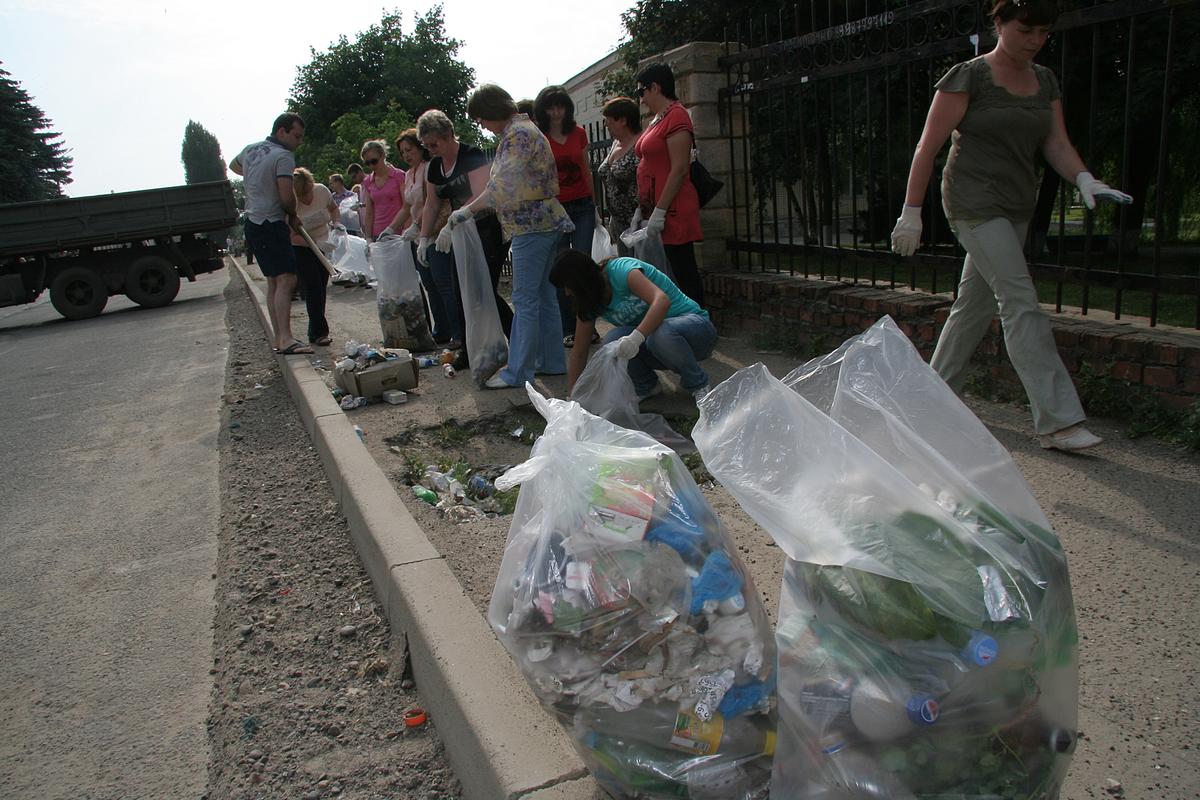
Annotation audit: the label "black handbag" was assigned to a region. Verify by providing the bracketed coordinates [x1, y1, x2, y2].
[689, 135, 723, 208]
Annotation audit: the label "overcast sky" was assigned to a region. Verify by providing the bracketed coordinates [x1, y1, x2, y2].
[0, 0, 630, 197]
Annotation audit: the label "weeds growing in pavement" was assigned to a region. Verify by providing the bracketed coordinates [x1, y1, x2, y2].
[1075, 361, 1200, 449]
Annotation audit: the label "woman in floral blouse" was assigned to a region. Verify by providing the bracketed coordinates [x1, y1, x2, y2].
[448, 84, 575, 389]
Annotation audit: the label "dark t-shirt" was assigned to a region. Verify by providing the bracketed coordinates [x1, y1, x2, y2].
[428, 144, 490, 210]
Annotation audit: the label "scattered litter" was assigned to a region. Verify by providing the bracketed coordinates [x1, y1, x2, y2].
[340, 395, 368, 410]
[510, 425, 524, 439]
[382, 389, 407, 405]
[253, 383, 266, 390]
[352, 425, 365, 443]
[411, 486, 438, 505]
[403, 707, 427, 728]
[442, 364, 456, 379]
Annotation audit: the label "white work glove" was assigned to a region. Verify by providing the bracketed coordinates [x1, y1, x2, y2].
[616, 329, 645, 360]
[1075, 171, 1133, 210]
[645, 207, 668, 236]
[330, 222, 347, 233]
[447, 207, 472, 228]
[435, 225, 454, 253]
[378, 226, 395, 238]
[399, 223, 420, 242]
[890, 205, 923, 257]
[416, 237, 431, 267]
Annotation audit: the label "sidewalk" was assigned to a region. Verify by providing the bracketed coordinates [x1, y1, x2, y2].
[239, 257, 1198, 800]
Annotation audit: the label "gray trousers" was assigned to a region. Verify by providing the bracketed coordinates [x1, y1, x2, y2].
[930, 217, 1085, 435]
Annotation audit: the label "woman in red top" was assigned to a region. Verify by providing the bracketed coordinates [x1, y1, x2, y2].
[635, 62, 704, 306]
[359, 139, 405, 241]
[535, 85, 597, 342]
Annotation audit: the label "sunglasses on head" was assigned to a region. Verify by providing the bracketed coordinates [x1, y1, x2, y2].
[364, 158, 380, 166]
[635, 86, 648, 97]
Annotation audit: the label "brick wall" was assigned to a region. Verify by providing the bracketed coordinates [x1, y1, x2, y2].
[703, 270, 1200, 414]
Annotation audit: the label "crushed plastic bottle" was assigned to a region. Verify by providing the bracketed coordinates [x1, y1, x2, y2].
[411, 485, 438, 505]
[352, 424, 366, 443]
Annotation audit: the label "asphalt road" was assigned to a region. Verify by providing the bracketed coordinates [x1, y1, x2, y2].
[0, 273, 230, 799]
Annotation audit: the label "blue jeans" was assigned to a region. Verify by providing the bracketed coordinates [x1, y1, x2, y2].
[412, 241, 449, 342]
[557, 197, 596, 335]
[603, 313, 717, 394]
[426, 246, 463, 343]
[500, 231, 565, 386]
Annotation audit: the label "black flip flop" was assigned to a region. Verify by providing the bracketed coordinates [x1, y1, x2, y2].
[277, 341, 315, 355]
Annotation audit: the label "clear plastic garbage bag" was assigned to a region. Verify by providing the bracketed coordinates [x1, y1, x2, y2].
[691, 316, 1078, 800]
[490, 387, 777, 799]
[338, 195, 360, 232]
[449, 217, 508, 387]
[369, 236, 436, 351]
[330, 228, 374, 281]
[620, 210, 675, 282]
[571, 342, 693, 453]
[593, 212, 619, 262]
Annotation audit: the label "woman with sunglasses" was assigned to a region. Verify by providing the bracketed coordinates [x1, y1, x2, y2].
[634, 62, 705, 307]
[359, 139, 405, 242]
[891, 0, 1131, 452]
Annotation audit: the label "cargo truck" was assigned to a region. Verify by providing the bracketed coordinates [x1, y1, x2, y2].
[0, 180, 238, 320]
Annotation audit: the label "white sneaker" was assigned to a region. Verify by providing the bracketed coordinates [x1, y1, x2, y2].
[691, 384, 712, 403]
[636, 383, 663, 402]
[1039, 425, 1103, 452]
[484, 373, 514, 390]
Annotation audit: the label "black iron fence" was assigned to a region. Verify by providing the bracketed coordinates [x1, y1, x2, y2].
[719, 0, 1200, 327]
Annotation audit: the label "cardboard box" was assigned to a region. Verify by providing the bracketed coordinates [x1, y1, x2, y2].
[336, 358, 418, 399]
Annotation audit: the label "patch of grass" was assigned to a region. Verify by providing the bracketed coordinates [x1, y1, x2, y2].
[393, 448, 427, 484]
[492, 486, 520, 515]
[431, 419, 472, 448]
[680, 451, 713, 484]
[665, 412, 700, 439]
[1075, 361, 1200, 449]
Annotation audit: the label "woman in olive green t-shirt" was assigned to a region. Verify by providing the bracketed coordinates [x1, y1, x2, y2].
[891, 0, 1132, 453]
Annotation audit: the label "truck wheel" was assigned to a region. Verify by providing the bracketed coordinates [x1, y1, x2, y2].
[125, 255, 181, 308]
[50, 267, 109, 320]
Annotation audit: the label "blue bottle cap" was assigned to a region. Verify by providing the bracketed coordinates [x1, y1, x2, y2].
[906, 695, 940, 726]
[963, 631, 999, 667]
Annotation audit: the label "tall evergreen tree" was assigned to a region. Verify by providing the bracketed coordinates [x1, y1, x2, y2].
[0, 64, 72, 203]
[181, 120, 226, 184]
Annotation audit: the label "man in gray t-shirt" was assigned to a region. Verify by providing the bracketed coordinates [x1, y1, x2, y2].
[230, 112, 311, 354]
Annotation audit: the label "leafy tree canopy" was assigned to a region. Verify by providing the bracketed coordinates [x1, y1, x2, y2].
[181, 120, 226, 184]
[287, 6, 477, 180]
[0, 63, 72, 203]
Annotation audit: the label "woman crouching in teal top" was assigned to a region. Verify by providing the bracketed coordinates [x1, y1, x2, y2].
[551, 249, 717, 402]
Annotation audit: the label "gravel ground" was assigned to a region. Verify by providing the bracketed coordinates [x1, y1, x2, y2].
[237, 256, 1199, 799]
[205, 273, 461, 800]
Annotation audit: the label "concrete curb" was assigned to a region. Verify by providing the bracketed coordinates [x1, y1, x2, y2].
[232, 264, 593, 799]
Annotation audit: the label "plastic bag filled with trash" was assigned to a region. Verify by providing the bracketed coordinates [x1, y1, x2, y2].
[692, 316, 1079, 800]
[571, 341, 692, 453]
[330, 228, 374, 283]
[489, 387, 776, 799]
[370, 236, 436, 351]
[450, 217, 508, 387]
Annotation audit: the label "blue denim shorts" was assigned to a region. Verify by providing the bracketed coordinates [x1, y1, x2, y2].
[244, 219, 296, 277]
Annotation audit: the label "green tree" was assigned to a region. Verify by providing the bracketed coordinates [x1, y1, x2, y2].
[180, 120, 226, 184]
[287, 6, 476, 179]
[0, 63, 72, 203]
